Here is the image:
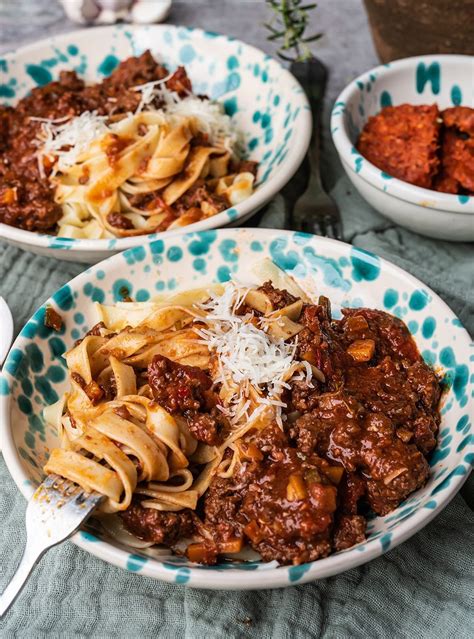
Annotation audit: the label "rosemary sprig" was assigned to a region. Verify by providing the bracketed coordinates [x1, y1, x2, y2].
[265, 0, 322, 62]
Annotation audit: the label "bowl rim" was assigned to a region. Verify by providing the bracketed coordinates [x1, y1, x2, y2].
[0, 228, 472, 589]
[330, 54, 474, 214]
[0, 24, 312, 252]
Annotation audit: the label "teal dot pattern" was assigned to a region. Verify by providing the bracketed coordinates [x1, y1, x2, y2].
[416, 62, 441, 94]
[97, 54, 120, 76]
[1, 229, 472, 587]
[380, 90, 392, 108]
[450, 84, 462, 106]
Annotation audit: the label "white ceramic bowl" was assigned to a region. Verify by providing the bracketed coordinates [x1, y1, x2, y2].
[331, 55, 474, 241]
[1, 229, 472, 589]
[0, 25, 310, 263]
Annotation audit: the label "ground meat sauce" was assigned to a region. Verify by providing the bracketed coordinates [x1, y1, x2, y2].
[121, 284, 442, 566]
[236, 426, 337, 564]
[148, 354, 228, 445]
[121, 501, 195, 545]
[0, 51, 229, 233]
[173, 182, 229, 218]
[106, 211, 135, 230]
[436, 125, 474, 194]
[357, 103, 474, 195]
[258, 280, 297, 309]
[289, 305, 439, 519]
[44, 306, 63, 332]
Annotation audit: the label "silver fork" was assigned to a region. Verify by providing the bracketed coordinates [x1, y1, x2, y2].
[289, 59, 343, 240]
[0, 474, 103, 617]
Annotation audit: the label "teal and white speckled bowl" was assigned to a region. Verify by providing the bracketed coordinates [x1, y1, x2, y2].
[1, 229, 472, 589]
[331, 55, 474, 241]
[0, 25, 310, 263]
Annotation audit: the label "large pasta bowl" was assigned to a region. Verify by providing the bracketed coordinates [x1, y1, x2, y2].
[0, 229, 472, 589]
[0, 26, 310, 263]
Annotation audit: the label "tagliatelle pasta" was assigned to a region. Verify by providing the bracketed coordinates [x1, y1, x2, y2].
[44, 305, 217, 513]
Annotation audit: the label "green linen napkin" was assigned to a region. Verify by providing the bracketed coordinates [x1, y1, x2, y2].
[0, 167, 473, 638]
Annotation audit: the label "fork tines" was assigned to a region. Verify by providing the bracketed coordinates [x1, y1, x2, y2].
[40, 474, 84, 499]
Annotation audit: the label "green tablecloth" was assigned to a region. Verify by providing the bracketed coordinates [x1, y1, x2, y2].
[0, 2, 473, 637]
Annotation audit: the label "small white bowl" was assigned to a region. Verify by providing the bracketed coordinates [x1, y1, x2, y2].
[0, 25, 311, 263]
[331, 55, 474, 241]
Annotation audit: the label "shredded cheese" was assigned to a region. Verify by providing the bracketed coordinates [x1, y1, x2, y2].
[37, 110, 110, 172]
[195, 283, 309, 427]
[167, 95, 238, 150]
[133, 73, 175, 113]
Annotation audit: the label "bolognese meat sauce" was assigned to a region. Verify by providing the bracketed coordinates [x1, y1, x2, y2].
[148, 354, 228, 446]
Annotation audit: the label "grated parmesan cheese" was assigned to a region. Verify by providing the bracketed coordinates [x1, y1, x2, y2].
[167, 94, 238, 150]
[195, 283, 309, 427]
[133, 73, 175, 113]
[37, 110, 110, 171]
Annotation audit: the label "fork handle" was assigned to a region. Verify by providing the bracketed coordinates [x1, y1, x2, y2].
[290, 59, 328, 189]
[0, 545, 45, 617]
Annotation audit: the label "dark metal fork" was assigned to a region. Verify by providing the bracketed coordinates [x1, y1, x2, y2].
[289, 59, 342, 240]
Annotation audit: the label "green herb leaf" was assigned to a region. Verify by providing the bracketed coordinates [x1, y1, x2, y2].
[264, 0, 322, 63]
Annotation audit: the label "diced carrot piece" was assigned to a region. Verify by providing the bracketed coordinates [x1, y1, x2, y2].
[244, 520, 264, 543]
[346, 315, 369, 332]
[347, 339, 376, 362]
[241, 443, 263, 462]
[286, 473, 308, 501]
[325, 466, 344, 485]
[0, 187, 17, 205]
[302, 350, 319, 365]
[218, 538, 243, 554]
[187, 542, 213, 563]
[42, 155, 53, 170]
